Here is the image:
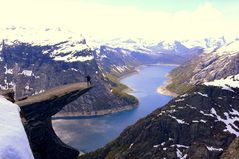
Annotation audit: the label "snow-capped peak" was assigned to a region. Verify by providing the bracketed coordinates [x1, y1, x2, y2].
[0, 26, 86, 46]
[181, 36, 227, 50]
[214, 40, 239, 56]
[0, 27, 94, 63]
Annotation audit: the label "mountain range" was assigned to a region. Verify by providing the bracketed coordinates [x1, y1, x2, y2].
[1, 27, 239, 159]
[1, 27, 238, 117]
[1, 26, 228, 116]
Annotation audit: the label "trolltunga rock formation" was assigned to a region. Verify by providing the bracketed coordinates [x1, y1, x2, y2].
[1, 82, 93, 159]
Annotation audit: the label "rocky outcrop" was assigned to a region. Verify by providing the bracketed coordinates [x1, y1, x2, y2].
[80, 85, 239, 159]
[1, 82, 92, 159]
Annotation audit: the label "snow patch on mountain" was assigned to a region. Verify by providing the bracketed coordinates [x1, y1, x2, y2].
[204, 74, 239, 91]
[101, 38, 155, 54]
[0, 96, 34, 159]
[0, 26, 84, 46]
[4, 66, 13, 75]
[214, 40, 239, 56]
[211, 108, 239, 136]
[52, 52, 94, 62]
[206, 146, 223, 151]
[19, 70, 33, 77]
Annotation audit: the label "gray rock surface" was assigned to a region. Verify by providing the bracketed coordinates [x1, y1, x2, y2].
[220, 137, 239, 159]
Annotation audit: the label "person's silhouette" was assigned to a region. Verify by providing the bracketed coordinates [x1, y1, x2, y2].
[86, 75, 92, 86]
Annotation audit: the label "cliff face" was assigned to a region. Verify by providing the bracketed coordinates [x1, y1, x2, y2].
[80, 85, 239, 159]
[0, 42, 137, 116]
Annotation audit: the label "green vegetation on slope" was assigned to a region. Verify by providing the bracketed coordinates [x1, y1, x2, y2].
[166, 60, 197, 95]
[105, 73, 138, 105]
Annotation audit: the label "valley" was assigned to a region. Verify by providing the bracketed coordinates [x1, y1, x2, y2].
[53, 64, 176, 152]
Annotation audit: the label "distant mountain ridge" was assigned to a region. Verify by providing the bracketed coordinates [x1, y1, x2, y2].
[93, 36, 237, 77]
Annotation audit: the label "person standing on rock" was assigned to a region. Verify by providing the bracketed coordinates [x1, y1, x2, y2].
[86, 75, 92, 86]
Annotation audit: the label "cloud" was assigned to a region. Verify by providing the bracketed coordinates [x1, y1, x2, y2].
[0, 0, 238, 40]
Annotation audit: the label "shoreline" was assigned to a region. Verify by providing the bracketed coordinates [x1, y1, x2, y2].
[146, 63, 180, 67]
[157, 86, 178, 97]
[54, 103, 138, 118]
[118, 69, 139, 81]
[157, 74, 178, 98]
[118, 63, 179, 81]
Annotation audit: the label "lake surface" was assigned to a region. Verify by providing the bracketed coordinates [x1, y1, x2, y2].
[53, 64, 176, 152]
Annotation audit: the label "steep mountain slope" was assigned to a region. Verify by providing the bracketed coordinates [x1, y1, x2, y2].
[167, 39, 239, 94]
[80, 81, 239, 159]
[0, 27, 137, 116]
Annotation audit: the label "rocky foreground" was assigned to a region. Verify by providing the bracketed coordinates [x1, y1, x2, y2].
[1, 82, 92, 159]
[80, 85, 239, 159]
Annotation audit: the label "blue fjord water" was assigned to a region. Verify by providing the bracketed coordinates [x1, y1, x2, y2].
[53, 65, 175, 152]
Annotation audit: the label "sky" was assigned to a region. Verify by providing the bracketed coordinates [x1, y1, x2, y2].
[0, 0, 239, 40]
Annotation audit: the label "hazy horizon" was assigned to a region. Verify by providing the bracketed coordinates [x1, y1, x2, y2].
[0, 0, 239, 40]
